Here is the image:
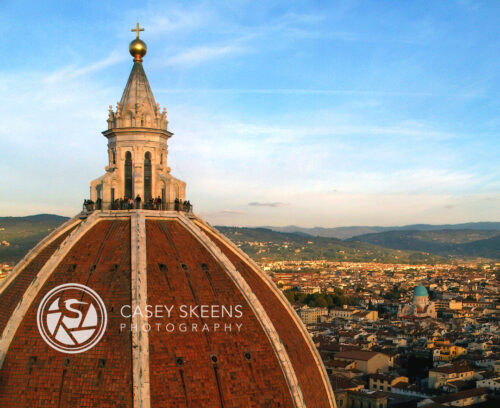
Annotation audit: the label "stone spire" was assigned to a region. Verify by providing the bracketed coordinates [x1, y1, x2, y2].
[120, 62, 156, 111]
[106, 24, 168, 130]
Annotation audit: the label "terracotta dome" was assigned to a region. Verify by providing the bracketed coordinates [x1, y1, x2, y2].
[0, 27, 335, 408]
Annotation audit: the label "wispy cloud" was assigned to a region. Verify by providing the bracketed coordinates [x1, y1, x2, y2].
[148, 13, 206, 34]
[143, 4, 216, 35]
[248, 202, 288, 207]
[199, 209, 244, 217]
[157, 88, 439, 97]
[327, 169, 481, 194]
[155, 87, 492, 103]
[43, 51, 126, 84]
[164, 45, 246, 67]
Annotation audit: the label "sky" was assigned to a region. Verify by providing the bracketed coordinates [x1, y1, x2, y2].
[0, 0, 499, 227]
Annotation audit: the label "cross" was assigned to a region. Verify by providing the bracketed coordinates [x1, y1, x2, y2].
[131, 23, 144, 39]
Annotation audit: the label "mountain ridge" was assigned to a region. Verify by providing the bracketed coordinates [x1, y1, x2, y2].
[0, 214, 71, 264]
[215, 226, 445, 264]
[263, 222, 500, 239]
[348, 229, 500, 260]
[1, 215, 499, 264]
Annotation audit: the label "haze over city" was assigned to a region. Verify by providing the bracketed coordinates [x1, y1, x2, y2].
[1, 0, 499, 226]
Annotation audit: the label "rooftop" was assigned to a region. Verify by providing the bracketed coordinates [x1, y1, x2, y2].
[335, 350, 382, 361]
[431, 387, 489, 404]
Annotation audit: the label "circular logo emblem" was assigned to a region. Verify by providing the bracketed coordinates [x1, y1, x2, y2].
[37, 283, 107, 353]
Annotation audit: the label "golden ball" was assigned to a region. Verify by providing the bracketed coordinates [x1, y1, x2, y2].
[129, 39, 147, 60]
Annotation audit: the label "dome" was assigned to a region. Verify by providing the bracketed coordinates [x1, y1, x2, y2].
[0, 211, 335, 407]
[413, 284, 429, 297]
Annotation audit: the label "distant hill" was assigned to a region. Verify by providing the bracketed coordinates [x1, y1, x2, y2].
[0, 214, 69, 264]
[456, 235, 500, 259]
[348, 229, 500, 260]
[265, 222, 500, 239]
[0, 214, 68, 225]
[216, 226, 444, 264]
[1, 215, 497, 265]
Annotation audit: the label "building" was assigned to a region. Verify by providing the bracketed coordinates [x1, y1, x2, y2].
[330, 376, 364, 408]
[298, 305, 329, 324]
[435, 299, 463, 312]
[334, 350, 393, 374]
[329, 307, 378, 322]
[353, 310, 378, 321]
[398, 284, 437, 319]
[330, 307, 356, 320]
[368, 373, 408, 392]
[428, 362, 475, 389]
[477, 376, 500, 392]
[333, 390, 388, 408]
[346, 390, 388, 408]
[418, 387, 490, 407]
[325, 359, 359, 378]
[300, 285, 322, 294]
[434, 344, 467, 363]
[300, 286, 321, 295]
[0, 27, 336, 407]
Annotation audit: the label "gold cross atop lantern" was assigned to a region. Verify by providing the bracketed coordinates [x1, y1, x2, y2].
[129, 23, 147, 61]
[131, 22, 144, 39]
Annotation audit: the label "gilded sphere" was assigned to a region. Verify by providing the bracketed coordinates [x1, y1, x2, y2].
[129, 39, 147, 60]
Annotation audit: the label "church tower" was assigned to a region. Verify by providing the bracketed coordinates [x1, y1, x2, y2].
[90, 24, 186, 207]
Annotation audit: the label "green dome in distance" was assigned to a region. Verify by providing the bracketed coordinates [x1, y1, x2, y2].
[414, 284, 429, 297]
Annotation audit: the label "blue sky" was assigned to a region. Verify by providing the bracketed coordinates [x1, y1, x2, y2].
[0, 0, 499, 226]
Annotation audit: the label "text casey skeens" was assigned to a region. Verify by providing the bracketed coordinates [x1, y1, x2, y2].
[119, 304, 244, 333]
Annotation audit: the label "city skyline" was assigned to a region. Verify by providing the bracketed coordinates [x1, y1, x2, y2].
[1, 0, 499, 227]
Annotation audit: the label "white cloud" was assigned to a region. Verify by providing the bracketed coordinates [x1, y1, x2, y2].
[164, 45, 246, 67]
[248, 202, 288, 207]
[43, 51, 126, 84]
[157, 104, 498, 227]
[147, 9, 210, 35]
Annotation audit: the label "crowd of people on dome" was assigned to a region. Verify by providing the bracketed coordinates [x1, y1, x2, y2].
[83, 196, 192, 212]
[174, 198, 192, 212]
[83, 199, 95, 212]
[111, 196, 144, 210]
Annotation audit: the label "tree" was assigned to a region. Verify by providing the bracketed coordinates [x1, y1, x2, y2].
[284, 291, 295, 304]
[315, 297, 328, 308]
